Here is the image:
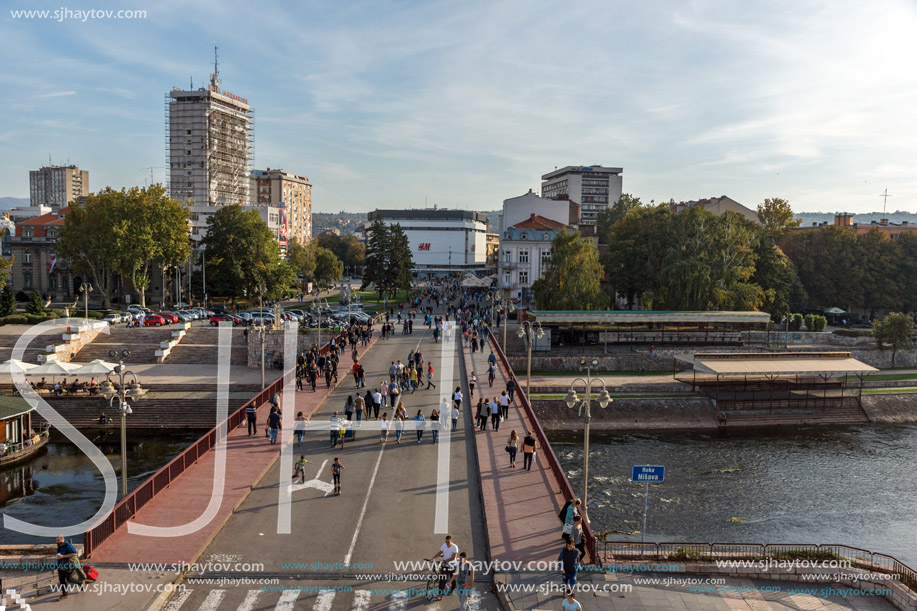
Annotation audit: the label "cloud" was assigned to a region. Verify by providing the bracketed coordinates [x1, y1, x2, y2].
[33, 90, 76, 99]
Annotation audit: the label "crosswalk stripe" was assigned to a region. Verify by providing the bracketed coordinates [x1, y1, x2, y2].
[352, 589, 371, 611]
[312, 590, 335, 611]
[163, 589, 192, 611]
[275, 589, 300, 611]
[236, 589, 261, 611]
[198, 589, 226, 611]
[389, 589, 407, 611]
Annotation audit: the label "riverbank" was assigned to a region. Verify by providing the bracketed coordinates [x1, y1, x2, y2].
[532, 392, 917, 431]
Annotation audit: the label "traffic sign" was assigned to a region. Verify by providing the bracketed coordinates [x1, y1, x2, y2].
[632, 465, 665, 482]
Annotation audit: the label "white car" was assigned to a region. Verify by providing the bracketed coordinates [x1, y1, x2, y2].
[103, 314, 122, 324]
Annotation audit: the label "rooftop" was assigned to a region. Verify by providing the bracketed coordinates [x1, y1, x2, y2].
[542, 165, 623, 180]
[511, 214, 568, 230]
[368, 209, 487, 223]
[689, 352, 878, 377]
[529, 310, 772, 324]
[0, 396, 33, 420]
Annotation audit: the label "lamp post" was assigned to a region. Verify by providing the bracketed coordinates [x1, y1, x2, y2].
[99, 357, 146, 498]
[516, 320, 543, 398]
[502, 301, 515, 354]
[79, 283, 93, 322]
[563, 360, 611, 518]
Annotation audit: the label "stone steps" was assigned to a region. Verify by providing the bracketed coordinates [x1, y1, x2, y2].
[720, 405, 870, 427]
[34, 397, 251, 430]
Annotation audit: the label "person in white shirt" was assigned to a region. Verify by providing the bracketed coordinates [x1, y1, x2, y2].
[429, 535, 460, 600]
[451, 404, 459, 431]
[468, 372, 477, 398]
[500, 391, 510, 420]
[453, 387, 463, 409]
[490, 398, 501, 431]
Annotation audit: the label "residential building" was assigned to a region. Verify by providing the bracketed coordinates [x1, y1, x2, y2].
[166, 60, 253, 242]
[245, 205, 286, 251]
[670, 195, 760, 224]
[541, 165, 623, 225]
[485, 232, 500, 269]
[366, 209, 487, 274]
[251, 168, 312, 244]
[502, 190, 579, 230]
[499, 214, 570, 303]
[29, 165, 88, 209]
[797, 213, 917, 239]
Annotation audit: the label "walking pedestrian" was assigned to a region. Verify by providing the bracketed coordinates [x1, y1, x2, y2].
[394, 412, 405, 443]
[245, 403, 257, 436]
[572, 515, 586, 562]
[380, 413, 390, 443]
[372, 388, 382, 418]
[563, 499, 582, 539]
[451, 552, 475, 611]
[430, 409, 440, 444]
[476, 398, 487, 431]
[500, 391, 510, 420]
[330, 412, 343, 447]
[562, 588, 582, 611]
[522, 432, 537, 471]
[558, 539, 579, 590]
[331, 457, 344, 496]
[451, 402, 459, 431]
[294, 411, 307, 446]
[468, 372, 476, 398]
[506, 378, 516, 403]
[292, 455, 312, 484]
[414, 410, 426, 443]
[506, 429, 518, 468]
[453, 386, 463, 410]
[267, 406, 282, 444]
[354, 393, 365, 422]
[427, 362, 436, 388]
[344, 395, 354, 421]
[487, 363, 496, 387]
[490, 397, 501, 431]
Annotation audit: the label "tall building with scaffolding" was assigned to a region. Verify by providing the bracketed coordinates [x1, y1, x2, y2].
[165, 49, 254, 241]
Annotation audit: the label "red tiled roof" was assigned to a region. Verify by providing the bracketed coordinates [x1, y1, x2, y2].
[511, 214, 568, 230]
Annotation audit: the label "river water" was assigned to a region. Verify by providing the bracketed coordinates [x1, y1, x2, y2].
[0, 433, 196, 544]
[551, 424, 917, 567]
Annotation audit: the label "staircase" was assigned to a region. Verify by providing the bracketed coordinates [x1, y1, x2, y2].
[166, 326, 248, 365]
[75, 327, 174, 364]
[718, 403, 870, 428]
[0, 332, 60, 363]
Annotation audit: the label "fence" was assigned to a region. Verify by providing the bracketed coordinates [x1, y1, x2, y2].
[489, 335, 597, 564]
[603, 541, 917, 594]
[82, 324, 359, 557]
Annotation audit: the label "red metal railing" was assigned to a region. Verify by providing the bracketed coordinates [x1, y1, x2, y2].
[489, 335, 597, 564]
[603, 541, 917, 594]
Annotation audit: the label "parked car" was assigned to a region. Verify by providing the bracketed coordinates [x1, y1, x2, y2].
[159, 312, 179, 324]
[127, 305, 151, 315]
[143, 314, 167, 327]
[103, 314, 122, 324]
[174, 310, 196, 323]
[210, 314, 244, 326]
[173, 302, 189, 309]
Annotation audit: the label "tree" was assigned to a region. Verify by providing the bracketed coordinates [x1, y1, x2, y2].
[286, 237, 316, 293]
[364, 218, 391, 299]
[0, 284, 15, 316]
[757, 197, 800, 237]
[596, 194, 643, 243]
[533, 230, 608, 310]
[26, 290, 45, 315]
[316, 233, 365, 273]
[313, 246, 344, 291]
[602, 203, 673, 308]
[201, 204, 288, 300]
[387, 224, 414, 298]
[872, 313, 915, 367]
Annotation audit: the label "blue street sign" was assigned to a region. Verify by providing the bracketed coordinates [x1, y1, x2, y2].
[632, 465, 665, 482]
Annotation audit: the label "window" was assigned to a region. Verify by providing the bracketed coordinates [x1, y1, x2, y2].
[23, 272, 32, 289]
[518, 250, 529, 263]
[505, 231, 511, 239]
[24, 252, 31, 264]
[520, 232, 528, 240]
[504, 250, 512, 263]
[519, 271, 529, 284]
[24, 229, 32, 238]
[504, 272, 511, 286]
[49, 276, 56, 289]
[541, 250, 551, 264]
[543, 233, 550, 241]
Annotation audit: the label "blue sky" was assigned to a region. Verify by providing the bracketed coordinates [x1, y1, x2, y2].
[2, 0, 916, 214]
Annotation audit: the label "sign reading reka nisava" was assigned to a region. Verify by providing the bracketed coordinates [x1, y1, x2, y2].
[632, 465, 665, 482]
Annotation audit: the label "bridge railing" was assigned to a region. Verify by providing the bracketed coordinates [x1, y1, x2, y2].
[489, 335, 597, 564]
[603, 541, 917, 594]
[83, 325, 357, 557]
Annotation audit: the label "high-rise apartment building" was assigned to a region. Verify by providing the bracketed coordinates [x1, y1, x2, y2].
[166, 52, 253, 241]
[251, 168, 312, 244]
[541, 165, 622, 225]
[29, 165, 89, 209]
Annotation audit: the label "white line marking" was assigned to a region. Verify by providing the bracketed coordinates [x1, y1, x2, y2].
[343, 441, 386, 565]
[277, 322, 301, 534]
[287, 459, 333, 496]
[235, 589, 261, 611]
[275, 589, 300, 610]
[163, 589, 192, 610]
[435, 321, 455, 533]
[198, 589, 226, 611]
[312, 590, 335, 611]
[352, 589, 372, 611]
[389, 590, 407, 611]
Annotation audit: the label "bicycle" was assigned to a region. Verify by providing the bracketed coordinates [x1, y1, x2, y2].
[423, 559, 442, 601]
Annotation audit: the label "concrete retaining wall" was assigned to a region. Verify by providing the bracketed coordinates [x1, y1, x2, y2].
[532, 397, 718, 431]
[861, 393, 917, 424]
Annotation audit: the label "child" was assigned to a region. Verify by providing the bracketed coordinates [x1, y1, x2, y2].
[292, 455, 312, 484]
[332, 457, 345, 496]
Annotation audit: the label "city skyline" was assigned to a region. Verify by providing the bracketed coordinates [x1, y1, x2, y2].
[2, 0, 917, 214]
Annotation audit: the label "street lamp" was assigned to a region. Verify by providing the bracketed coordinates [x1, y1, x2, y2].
[79, 283, 93, 322]
[502, 301, 515, 353]
[516, 320, 544, 398]
[100, 354, 146, 498]
[564, 359, 611, 518]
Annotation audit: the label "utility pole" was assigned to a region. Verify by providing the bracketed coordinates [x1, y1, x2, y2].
[879, 187, 893, 215]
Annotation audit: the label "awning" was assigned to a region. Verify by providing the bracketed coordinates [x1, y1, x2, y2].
[529, 310, 772, 325]
[691, 352, 877, 377]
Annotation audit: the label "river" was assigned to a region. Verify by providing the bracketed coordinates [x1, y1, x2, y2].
[0, 433, 197, 544]
[551, 424, 917, 567]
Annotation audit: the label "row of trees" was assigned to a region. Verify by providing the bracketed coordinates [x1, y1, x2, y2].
[54, 186, 347, 306]
[363, 218, 413, 299]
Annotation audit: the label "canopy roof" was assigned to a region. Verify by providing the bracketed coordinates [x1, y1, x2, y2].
[0, 396, 33, 420]
[529, 310, 771, 325]
[691, 352, 878, 377]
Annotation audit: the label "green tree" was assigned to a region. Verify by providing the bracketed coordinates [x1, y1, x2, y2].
[387, 224, 414, 298]
[313, 246, 344, 290]
[0, 284, 14, 316]
[364, 218, 391, 299]
[749, 237, 802, 320]
[781, 226, 863, 311]
[533, 230, 608, 310]
[339, 234, 366, 272]
[202, 204, 287, 301]
[757, 197, 800, 237]
[872, 312, 915, 367]
[602, 203, 673, 308]
[26, 290, 45, 314]
[898, 233, 917, 313]
[857, 228, 900, 315]
[596, 193, 643, 243]
[286, 237, 316, 293]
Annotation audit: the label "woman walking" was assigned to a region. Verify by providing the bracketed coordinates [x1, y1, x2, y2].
[506, 429, 518, 468]
[476, 398, 487, 431]
[522, 432, 537, 471]
[413, 410, 426, 443]
[294, 411, 307, 447]
[344, 395, 354, 421]
[430, 409, 440, 444]
[426, 362, 436, 389]
[468, 372, 476, 398]
[380, 413, 390, 443]
[453, 386, 463, 411]
[394, 413, 405, 443]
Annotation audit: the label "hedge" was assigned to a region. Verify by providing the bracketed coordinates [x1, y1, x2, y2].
[833, 328, 874, 337]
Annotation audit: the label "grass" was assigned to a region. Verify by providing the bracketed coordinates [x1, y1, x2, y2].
[866, 373, 917, 382]
[863, 388, 917, 395]
[528, 370, 674, 377]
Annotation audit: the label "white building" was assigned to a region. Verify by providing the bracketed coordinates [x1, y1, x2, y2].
[541, 165, 622, 225]
[499, 214, 570, 302]
[366, 209, 487, 275]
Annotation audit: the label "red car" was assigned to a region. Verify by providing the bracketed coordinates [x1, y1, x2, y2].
[159, 312, 179, 323]
[209, 314, 242, 326]
[143, 314, 167, 327]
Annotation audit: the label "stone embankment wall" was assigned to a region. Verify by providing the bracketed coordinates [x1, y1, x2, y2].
[247, 329, 338, 369]
[532, 397, 718, 431]
[861, 393, 917, 424]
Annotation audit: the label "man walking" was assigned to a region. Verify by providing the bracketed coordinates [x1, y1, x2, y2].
[490, 397, 501, 431]
[245, 403, 257, 436]
[506, 378, 516, 403]
[558, 538, 579, 591]
[267, 406, 282, 445]
[451, 552, 475, 611]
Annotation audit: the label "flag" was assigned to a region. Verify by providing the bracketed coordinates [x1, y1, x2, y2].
[48, 255, 56, 273]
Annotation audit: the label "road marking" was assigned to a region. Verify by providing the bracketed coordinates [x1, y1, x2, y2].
[352, 589, 372, 611]
[467, 589, 481, 611]
[198, 589, 226, 611]
[435, 321, 455, 533]
[235, 589, 261, 611]
[277, 322, 302, 534]
[287, 459, 333, 496]
[343, 440, 386, 565]
[162, 589, 192, 611]
[312, 590, 335, 611]
[389, 590, 407, 611]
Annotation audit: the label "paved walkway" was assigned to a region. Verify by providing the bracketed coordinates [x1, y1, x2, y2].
[463, 337, 566, 565]
[89, 336, 377, 565]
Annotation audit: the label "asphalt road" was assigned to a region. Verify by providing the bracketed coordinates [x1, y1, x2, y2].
[165, 312, 491, 610]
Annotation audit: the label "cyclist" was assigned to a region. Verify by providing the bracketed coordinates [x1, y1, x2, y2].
[428, 535, 459, 600]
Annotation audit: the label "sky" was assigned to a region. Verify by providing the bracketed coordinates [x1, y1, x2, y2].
[1, 0, 916, 214]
